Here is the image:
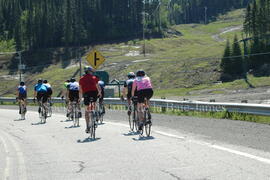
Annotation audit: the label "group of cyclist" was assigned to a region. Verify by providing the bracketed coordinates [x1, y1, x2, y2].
[122, 70, 153, 130]
[16, 66, 153, 134]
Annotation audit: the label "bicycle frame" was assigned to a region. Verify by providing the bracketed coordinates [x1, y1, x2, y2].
[18, 99, 26, 120]
[38, 97, 48, 124]
[70, 101, 80, 127]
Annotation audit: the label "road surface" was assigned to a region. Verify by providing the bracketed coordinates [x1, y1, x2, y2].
[0, 107, 270, 180]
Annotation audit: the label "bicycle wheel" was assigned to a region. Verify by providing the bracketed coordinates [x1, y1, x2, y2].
[40, 106, 45, 123]
[133, 107, 139, 132]
[74, 104, 79, 127]
[42, 103, 48, 123]
[21, 103, 26, 120]
[99, 104, 104, 124]
[128, 114, 134, 131]
[89, 112, 96, 139]
[47, 104, 52, 117]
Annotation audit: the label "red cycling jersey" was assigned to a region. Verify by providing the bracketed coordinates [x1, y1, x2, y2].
[79, 74, 99, 93]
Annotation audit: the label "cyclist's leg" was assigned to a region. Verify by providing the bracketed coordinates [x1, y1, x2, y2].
[144, 89, 153, 109]
[83, 92, 91, 132]
[67, 91, 74, 117]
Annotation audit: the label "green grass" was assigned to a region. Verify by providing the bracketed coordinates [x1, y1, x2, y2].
[153, 108, 270, 125]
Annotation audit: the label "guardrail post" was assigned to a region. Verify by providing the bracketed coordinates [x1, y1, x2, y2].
[161, 97, 166, 113]
[0, 101, 3, 105]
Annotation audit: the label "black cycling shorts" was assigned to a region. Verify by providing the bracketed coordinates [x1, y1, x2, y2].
[137, 89, 153, 103]
[83, 91, 98, 105]
[69, 90, 79, 102]
[37, 92, 48, 103]
[98, 89, 104, 102]
[18, 93, 27, 100]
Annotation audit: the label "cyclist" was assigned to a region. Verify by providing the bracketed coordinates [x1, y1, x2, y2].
[131, 70, 153, 130]
[64, 79, 70, 89]
[79, 66, 102, 133]
[63, 79, 70, 116]
[43, 80, 53, 105]
[16, 81, 27, 115]
[34, 79, 48, 112]
[67, 77, 82, 118]
[122, 72, 136, 115]
[98, 79, 105, 115]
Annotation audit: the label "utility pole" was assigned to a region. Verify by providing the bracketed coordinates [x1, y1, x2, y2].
[204, 6, 208, 24]
[79, 54, 82, 77]
[142, 0, 146, 57]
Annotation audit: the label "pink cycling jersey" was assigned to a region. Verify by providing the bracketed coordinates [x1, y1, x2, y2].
[134, 76, 152, 91]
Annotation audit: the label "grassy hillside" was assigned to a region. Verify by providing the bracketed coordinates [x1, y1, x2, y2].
[2, 9, 264, 98]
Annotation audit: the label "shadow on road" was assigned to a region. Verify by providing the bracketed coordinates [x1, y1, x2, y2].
[123, 131, 140, 136]
[65, 125, 80, 129]
[14, 118, 26, 121]
[77, 137, 101, 143]
[60, 119, 73, 123]
[31, 122, 45, 125]
[132, 136, 155, 141]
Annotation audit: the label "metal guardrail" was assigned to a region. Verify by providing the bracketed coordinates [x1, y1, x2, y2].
[1, 97, 270, 116]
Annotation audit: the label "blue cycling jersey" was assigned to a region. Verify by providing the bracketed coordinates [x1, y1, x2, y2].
[34, 83, 47, 92]
[18, 85, 27, 94]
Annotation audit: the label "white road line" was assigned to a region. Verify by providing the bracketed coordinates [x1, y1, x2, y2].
[106, 121, 270, 165]
[1, 131, 27, 180]
[0, 135, 10, 180]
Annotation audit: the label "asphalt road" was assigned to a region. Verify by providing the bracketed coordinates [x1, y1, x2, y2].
[0, 106, 270, 180]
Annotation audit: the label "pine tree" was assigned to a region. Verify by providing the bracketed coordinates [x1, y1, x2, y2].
[220, 40, 232, 74]
[231, 35, 243, 77]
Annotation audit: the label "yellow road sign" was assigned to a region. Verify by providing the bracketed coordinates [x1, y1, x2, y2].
[86, 49, 105, 69]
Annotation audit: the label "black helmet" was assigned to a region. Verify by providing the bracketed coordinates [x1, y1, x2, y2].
[66, 79, 70, 83]
[38, 78, 43, 83]
[20, 81, 25, 86]
[43, 80, 48, 83]
[70, 77, 76, 82]
[136, 70, 145, 77]
[127, 72, 135, 79]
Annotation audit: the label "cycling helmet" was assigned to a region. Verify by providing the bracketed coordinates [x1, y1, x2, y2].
[20, 81, 25, 86]
[84, 66, 95, 73]
[38, 78, 43, 84]
[127, 72, 135, 79]
[70, 77, 76, 82]
[66, 79, 70, 83]
[136, 70, 145, 77]
[43, 80, 48, 83]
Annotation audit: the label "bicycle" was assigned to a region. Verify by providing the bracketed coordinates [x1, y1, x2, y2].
[96, 100, 105, 124]
[138, 99, 152, 137]
[128, 96, 139, 132]
[47, 98, 52, 117]
[87, 98, 97, 139]
[17, 98, 26, 120]
[36, 97, 48, 124]
[70, 101, 80, 127]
